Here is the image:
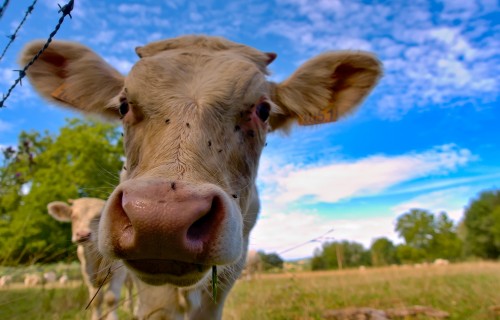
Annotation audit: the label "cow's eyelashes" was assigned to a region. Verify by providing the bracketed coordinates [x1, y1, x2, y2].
[255, 101, 270, 122]
[119, 101, 129, 118]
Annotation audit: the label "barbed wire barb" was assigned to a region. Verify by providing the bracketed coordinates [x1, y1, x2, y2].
[0, 0, 74, 109]
[0, 0, 39, 62]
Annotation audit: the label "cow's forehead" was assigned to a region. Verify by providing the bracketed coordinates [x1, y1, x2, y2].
[135, 35, 271, 72]
[70, 199, 103, 220]
[124, 50, 269, 116]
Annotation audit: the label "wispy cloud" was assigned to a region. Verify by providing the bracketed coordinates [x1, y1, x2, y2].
[260, 144, 475, 204]
[103, 56, 134, 74]
[391, 186, 473, 221]
[265, 0, 500, 119]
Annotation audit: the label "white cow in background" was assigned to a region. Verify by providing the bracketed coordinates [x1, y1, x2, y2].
[43, 271, 57, 283]
[24, 274, 41, 287]
[48, 198, 132, 320]
[0, 275, 13, 287]
[242, 250, 262, 280]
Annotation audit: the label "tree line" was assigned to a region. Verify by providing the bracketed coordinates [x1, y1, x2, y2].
[312, 191, 500, 270]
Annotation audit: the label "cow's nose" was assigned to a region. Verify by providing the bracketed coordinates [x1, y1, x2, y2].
[105, 180, 227, 262]
[75, 231, 91, 243]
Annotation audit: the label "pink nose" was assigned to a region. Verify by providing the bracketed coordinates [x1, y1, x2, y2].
[106, 180, 226, 263]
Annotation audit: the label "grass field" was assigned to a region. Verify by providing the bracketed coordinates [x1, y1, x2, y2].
[1, 261, 499, 319]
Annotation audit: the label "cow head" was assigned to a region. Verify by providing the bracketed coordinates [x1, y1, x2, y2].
[47, 198, 105, 243]
[23, 36, 381, 288]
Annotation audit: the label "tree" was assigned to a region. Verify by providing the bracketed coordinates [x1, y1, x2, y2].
[370, 237, 398, 266]
[431, 212, 462, 260]
[395, 209, 462, 262]
[311, 241, 370, 270]
[0, 118, 123, 265]
[258, 251, 284, 271]
[463, 190, 500, 259]
[396, 209, 435, 250]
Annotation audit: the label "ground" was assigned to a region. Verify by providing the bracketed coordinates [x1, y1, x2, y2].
[0, 262, 499, 319]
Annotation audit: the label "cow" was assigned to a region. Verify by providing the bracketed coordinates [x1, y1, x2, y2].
[47, 198, 132, 320]
[43, 271, 57, 284]
[59, 273, 69, 284]
[22, 35, 382, 319]
[0, 275, 13, 287]
[24, 273, 41, 287]
[241, 250, 262, 280]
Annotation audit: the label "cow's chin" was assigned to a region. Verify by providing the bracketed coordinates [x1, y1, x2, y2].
[124, 259, 211, 287]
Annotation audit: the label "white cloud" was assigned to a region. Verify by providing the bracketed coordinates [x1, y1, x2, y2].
[265, 0, 500, 119]
[117, 4, 162, 15]
[260, 144, 475, 204]
[249, 210, 397, 260]
[103, 56, 134, 74]
[90, 30, 116, 45]
[391, 186, 473, 221]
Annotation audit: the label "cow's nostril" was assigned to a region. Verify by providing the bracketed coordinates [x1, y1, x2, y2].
[113, 191, 134, 246]
[186, 196, 222, 244]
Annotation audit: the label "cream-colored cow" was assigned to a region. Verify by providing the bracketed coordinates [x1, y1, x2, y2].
[23, 35, 381, 319]
[48, 198, 131, 320]
[24, 273, 40, 287]
[241, 250, 262, 280]
[0, 275, 13, 287]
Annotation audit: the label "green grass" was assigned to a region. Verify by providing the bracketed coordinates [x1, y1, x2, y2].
[1, 262, 499, 319]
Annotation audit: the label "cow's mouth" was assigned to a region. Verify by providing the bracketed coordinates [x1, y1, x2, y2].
[124, 259, 211, 286]
[75, 236, 90, 244]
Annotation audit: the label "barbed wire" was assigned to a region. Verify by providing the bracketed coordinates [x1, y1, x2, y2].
[0, 0, 10, 20]
[278, 228, 335, 255]
[0, 0, 38, 61]
[0, 0, 74, 109]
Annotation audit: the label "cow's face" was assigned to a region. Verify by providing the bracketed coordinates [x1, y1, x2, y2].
[47, 198, 105, 244]
[23, 36, 381, 288]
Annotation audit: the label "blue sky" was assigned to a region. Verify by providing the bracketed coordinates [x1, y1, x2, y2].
[0, 0, 499, 259]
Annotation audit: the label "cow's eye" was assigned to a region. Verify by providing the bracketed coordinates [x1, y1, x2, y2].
[119, 101, 129, 117]
[256, 101, 270, 122]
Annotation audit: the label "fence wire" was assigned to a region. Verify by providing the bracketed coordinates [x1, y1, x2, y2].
[0, 0, 10, 19]
[0, 0, 74, 109]
[0, 0, 38, 62]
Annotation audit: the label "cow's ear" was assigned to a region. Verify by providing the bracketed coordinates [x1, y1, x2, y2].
[269, 51, 382, 130]
[19, 40, 124, 119]
[47, 201, 72, 222]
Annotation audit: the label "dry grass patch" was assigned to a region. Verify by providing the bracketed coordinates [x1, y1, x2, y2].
[224, 262, 500, 320]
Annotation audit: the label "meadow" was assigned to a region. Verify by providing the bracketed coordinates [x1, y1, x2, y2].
[0, 261, 499, 319]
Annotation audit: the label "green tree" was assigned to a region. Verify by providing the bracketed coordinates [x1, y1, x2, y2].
[431, 212, 462, 260]
[395, 244, 426, 264]
[463, 190, 500, 259]
[395, 209, 462, 262]
[370, 237, 398, 266]
[258, 252, 284, 271]
[0, 118, 123, 265]
[311, 241, 370, 270]
[396, 209, 435, 249]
